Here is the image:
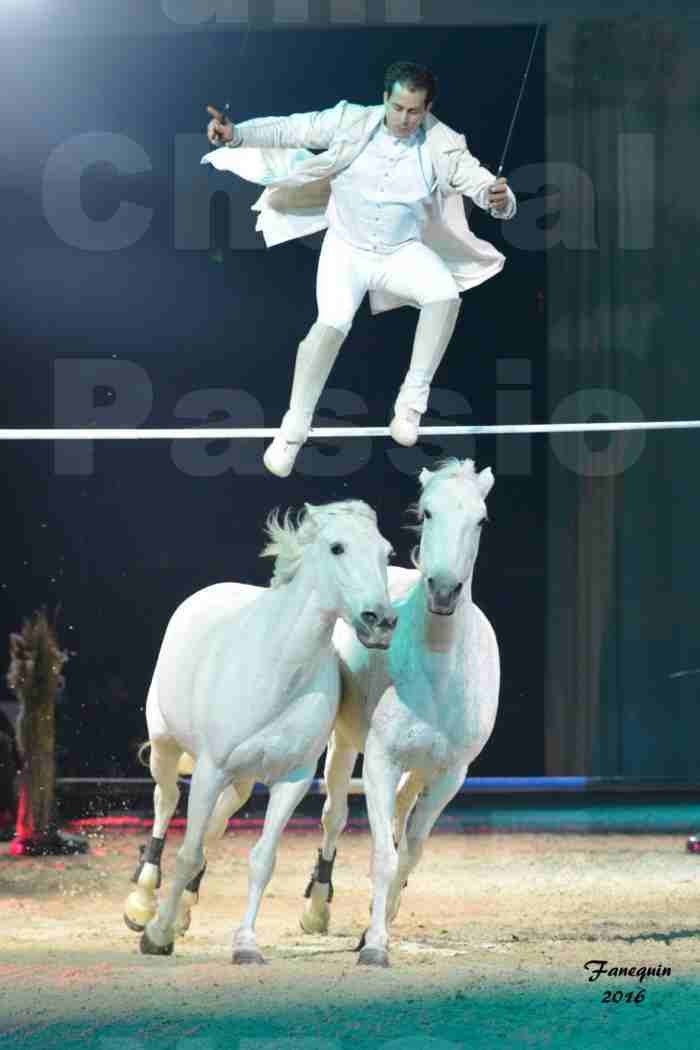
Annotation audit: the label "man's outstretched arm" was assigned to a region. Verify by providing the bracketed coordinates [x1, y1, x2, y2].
[207, 99, 361, 152]
[446, 140, 517, 220]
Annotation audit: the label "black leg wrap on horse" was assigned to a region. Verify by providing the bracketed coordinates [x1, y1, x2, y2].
[131, 835, 166, 888]
[303, 848, 336, 901]
[186, 861, 207, 895]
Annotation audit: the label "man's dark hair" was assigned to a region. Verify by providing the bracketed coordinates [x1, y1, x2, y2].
[384, 61, 437, 106]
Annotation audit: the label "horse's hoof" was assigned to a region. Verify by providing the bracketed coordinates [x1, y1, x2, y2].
[357, 946, 390, 968]
[232, 948, 267, 965]
[139, 930, 174, 956]
[123, 889, 157, 931]
[123, 913, 145, 933]
[299, 908, 330, 935]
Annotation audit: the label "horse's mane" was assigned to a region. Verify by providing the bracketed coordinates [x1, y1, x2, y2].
[405, 457, 477, 524]
[260, 500, 378, 588]
[423, 458, 477, 489]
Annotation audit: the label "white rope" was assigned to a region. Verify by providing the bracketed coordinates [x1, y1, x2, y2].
[1, 420, 699, 440]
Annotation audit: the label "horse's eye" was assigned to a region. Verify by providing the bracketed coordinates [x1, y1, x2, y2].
[423, 509, 432, 520]
[387, 549, 395, 560]
[479, 516, 491, 528]
[330, 543, 345, 555]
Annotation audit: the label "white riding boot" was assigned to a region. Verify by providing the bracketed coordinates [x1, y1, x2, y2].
[390, 298, 462, 447]
[264, 321, 348, 478]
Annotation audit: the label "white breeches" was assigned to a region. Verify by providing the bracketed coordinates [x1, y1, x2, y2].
[316, 228, 460, 335]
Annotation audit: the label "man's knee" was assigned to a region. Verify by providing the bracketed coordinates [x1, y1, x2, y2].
[420, 291, 462, 309]
[314, 316, 353, 340]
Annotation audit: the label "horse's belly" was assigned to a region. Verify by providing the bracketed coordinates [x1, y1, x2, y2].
[220, 690, 338, 783]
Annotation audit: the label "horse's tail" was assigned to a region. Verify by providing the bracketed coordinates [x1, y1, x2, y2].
[137, 742, 196, 777]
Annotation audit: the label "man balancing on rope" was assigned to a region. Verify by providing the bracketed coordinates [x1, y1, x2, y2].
[202, 61, 517, 478]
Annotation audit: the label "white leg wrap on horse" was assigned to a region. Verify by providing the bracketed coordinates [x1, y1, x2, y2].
[264, 321, 348, 477]
[390, 298, 462, 447]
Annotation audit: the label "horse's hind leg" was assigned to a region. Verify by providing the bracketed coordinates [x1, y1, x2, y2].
[234, 768, 314, 964]
[387, 762, 467, 928]
[124, 736, 182, 932]
[300, 731, 356, 935]
[174, 778, 254, 936]
[142, 753, 227, 955]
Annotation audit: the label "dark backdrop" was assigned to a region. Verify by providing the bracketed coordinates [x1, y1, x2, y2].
[0, 24, 545, 777]
[544, 18, 700, 778]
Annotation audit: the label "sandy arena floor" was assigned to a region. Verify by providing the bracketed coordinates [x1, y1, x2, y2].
[0, 827, 698, 1050]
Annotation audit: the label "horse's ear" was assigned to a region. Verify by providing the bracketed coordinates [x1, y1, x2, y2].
[419, 468, 432, 488]
[476, 467, 495, 498]
[303, 502, 318, 518]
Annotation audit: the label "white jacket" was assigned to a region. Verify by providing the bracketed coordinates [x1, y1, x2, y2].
[201, 100, 517, 315]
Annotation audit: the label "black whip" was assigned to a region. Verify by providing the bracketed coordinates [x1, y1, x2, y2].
[496, 21, 543, 177]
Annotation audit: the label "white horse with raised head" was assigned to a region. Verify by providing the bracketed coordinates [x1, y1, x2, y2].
[301, 459, 499, 966]
[124, 500, 396, 963]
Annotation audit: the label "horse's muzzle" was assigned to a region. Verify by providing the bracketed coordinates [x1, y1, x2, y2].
[426, 578, 463, 616]
[354, 610, 398, 650]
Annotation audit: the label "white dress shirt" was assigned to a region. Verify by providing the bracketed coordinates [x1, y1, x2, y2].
[326, 121, 435, 254]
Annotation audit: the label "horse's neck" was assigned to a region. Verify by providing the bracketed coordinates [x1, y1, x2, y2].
[415, 576, 474, 656]
[264, 564, 336, 668]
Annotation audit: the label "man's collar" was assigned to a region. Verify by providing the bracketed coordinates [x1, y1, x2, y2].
[377, 118, 424, 146]
[363, 105, 447, 144]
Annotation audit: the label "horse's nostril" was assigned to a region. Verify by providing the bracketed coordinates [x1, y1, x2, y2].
[453, 582, 463, 595]
[427, 578, 435, 591]
[361, 611, 378, 626]
[382, 615, 398, 630]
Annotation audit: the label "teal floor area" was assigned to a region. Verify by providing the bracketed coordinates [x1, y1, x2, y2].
[1, 809, 697, 1050]
[3, 978, 698, 1050]
[432, 797, 700, 834]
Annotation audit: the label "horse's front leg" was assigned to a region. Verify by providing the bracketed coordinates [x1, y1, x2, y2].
[233, 767, 314, 965]
[387, 762, 467, 927]
[358, 730, 402, 967]
[141, 754, 227, 956]
[300, 729, 357, 935]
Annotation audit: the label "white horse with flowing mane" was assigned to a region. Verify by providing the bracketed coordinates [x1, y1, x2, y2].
[301, 459, 499, 966]
[123, 500, 396, 963]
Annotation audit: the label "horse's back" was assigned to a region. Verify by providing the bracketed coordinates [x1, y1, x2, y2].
[158, 582, 263, 668]
[146, 582, 264, 744]
[172, 582, 262, 622]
